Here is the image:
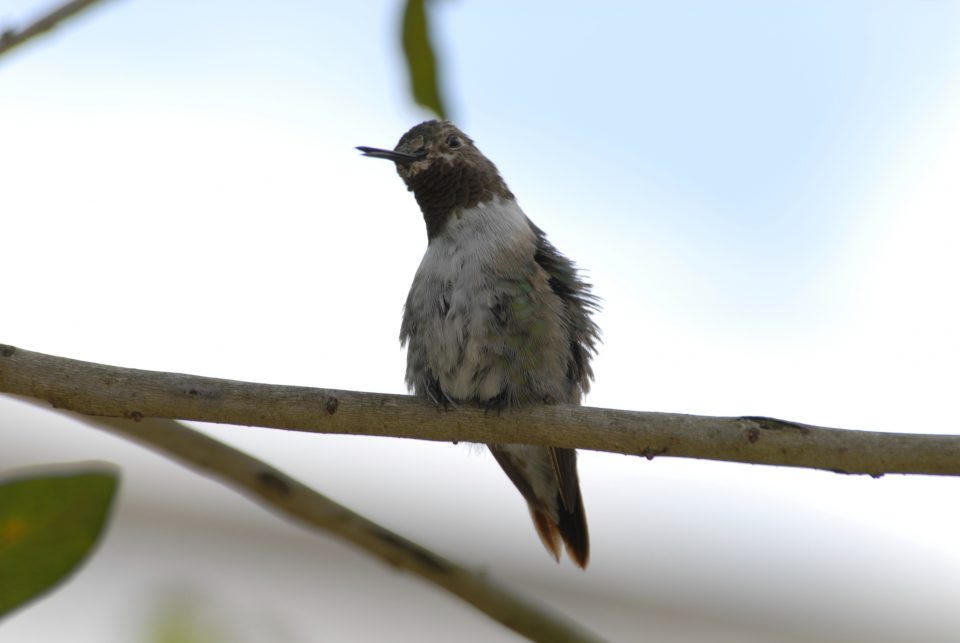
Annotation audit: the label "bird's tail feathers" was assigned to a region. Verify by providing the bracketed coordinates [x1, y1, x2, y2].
[489, 444, 589, 568]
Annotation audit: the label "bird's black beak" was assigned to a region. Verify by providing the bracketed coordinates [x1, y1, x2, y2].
[356, 146, 425, 165]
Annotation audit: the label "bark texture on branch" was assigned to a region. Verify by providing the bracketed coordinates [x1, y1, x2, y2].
[3, 343, 960, 477]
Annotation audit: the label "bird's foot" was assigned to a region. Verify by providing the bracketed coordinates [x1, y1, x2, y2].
[425, 382, 458, 411]
[483, 391, 511, 416]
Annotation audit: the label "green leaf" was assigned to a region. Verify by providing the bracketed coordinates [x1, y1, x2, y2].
[401, 0, 448, 119]
[0, 466, 119, 618]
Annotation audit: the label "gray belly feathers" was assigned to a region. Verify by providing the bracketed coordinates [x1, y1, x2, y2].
[401, 198, 584, 407]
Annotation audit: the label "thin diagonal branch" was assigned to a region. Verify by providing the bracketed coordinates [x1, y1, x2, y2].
[3, 342, 960, 477]
[0, 0, 116, 58]
[15, 403, 601, 643]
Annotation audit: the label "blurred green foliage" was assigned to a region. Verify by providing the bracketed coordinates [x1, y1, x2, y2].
[402, 0, 448, 119]
[0, 467, 119, 617]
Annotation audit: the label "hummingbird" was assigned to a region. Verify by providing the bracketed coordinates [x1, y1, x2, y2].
[358, 120, 599, 568]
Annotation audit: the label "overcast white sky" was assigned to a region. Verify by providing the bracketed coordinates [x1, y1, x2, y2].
[2, 1, 960, 641]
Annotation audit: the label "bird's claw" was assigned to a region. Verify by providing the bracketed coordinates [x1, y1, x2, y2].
[425, 383, 457, 411]
[483, 392, 510, 416]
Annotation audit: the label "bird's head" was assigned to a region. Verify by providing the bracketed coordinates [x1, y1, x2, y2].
[358, 120, 514, 239]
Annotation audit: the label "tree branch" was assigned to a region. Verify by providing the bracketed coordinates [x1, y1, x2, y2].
[13, 404, 600, 643]
[0, 0, 116, 58]
[3, 342, 960, 477]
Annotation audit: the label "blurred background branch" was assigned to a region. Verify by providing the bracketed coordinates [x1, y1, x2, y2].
[0, 0, 116, 58]
[23, 407, 600, 643]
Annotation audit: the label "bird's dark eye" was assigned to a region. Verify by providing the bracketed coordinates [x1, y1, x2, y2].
[447, 135, 462, 149]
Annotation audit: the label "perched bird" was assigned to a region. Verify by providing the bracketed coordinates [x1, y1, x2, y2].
[358, 120, 599, 567]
